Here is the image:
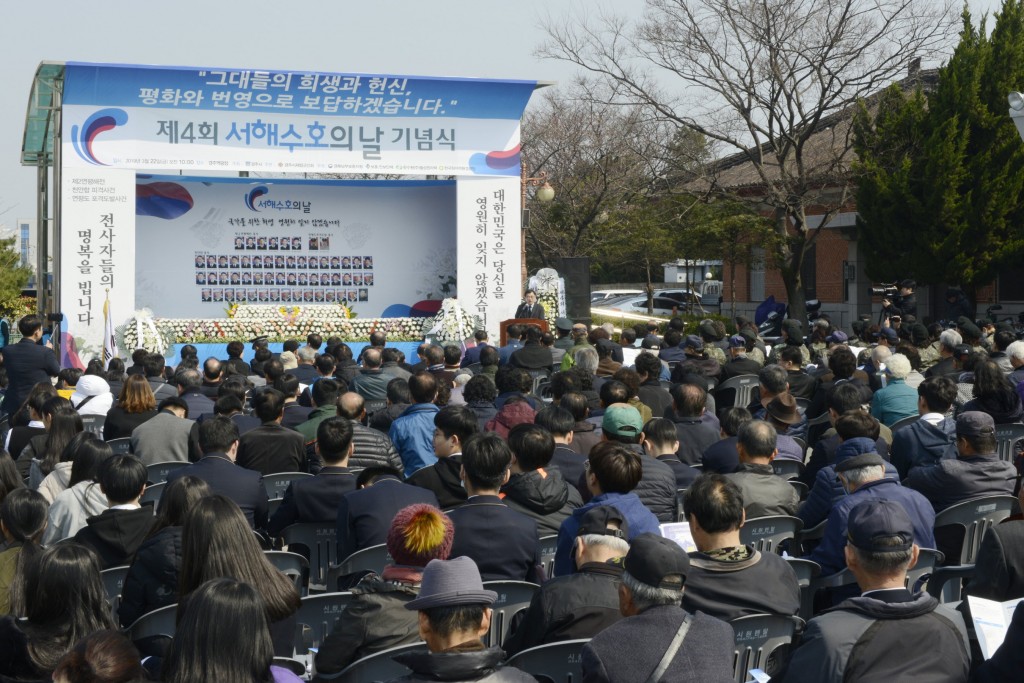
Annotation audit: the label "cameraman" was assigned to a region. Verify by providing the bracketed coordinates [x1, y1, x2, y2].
[882, 279, 917, 320]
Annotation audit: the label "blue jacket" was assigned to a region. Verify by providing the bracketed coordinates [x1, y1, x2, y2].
[554, 491, 660, 576]
[809, 477, 936, 575]
[890, 417, 957, 480]
[388, 403, 440, 477]
[798, 438, 900, 529]
[870, 378, 918, 426]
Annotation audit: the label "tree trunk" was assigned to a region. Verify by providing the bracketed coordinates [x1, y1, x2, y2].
[729, 258, 737, 321]
[777, 208, 807, 322]
[645, 258, 655, 316]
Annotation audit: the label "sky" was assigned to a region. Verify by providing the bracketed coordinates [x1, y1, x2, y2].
[0, 0, 1007, 230]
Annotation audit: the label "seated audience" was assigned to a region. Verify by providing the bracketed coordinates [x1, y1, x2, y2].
[667, 383, 720, 466]
[406, 405, 479, 510]
[25, 398, 81, 489]
[535, 404, 588, 489]
[130, 396, 195, 466]
[890, 376, 958, 480]
[870, 353, 919, 426]
[180, 495, 301, 656]
[118, 476, 211, 627]
[389, 372, 441, 476]
[446, 433, 541, 582]
[501, 424, 583, 536]
[802, 383, 889, 486]
[237, 389, 309, 475]
[506, 506, 628, 657]
[336, 392, 404, 472]
[780, 500, 970, 682]
[701, 406, 753, 474]
[725, 420, 800, 518]
[43, 439, 113, 544]
[682, 474, 800, 620]
[68, 373, 114, 417]
[0, 489, 47, 616]
[73, 454, 151, 569]
[962, 358, 1023, 424]
[595, 405, 676, 522]
[37, 431, 91, 504]
[51, 630, 144, 683]
[581, 534, 735, 682]
[314, 504, 454, 676]
[642, 417, 700, 490]
[102, 375, 158, 441]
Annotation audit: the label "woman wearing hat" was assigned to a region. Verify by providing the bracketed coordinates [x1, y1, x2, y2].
[314, 504, 455, 677]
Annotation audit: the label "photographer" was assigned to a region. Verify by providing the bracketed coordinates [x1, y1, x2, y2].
[881, 279, 917, 320]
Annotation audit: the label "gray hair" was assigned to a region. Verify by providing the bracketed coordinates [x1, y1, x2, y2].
[621, 570, 683, 610]
[575, 347, 599, 374]
[886, 353, 911, 380]
[840, 464, 885, 487]
[1007, 340, 1024, 363]
[737, 420, 777, 458]
[296, 346, 317, 362]
[871, 345, 891, 363]
[850, 537, 914, 575]
[939, 329, 962, 352]
[579, 534, 630, 557]
[758, 364, 788, 394]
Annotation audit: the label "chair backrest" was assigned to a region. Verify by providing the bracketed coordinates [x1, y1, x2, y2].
[101, 565, 130, 618]
[507, 639, 589, 683]
[713, 375, 760, 409]
[280, 522, 338, 589]
[993, 423, 1024, 463]
[106, 437, 133, 455]
[772, 460, 804, 479]
[293, 592, 354, 653]
[363, 399, 387, 416]
[806, 412, 831, 428]
[794, 519, 827, 557]
[906, 548, 943, 592]
[787, 480, 809, 501]
[730, 614, 800, 682]
[145, 461, 189, 485]
[538, 535, 558, 580]
[785, 557, 822, 621]
[263, 472, 314, 500]
[481, 580, 540, 648]
[140, 482, 166, 510]
[674, 488, 688, 523]
[80, 414, 106, 438]
[933, 495, 1018, 564]
[265, 550, 309, 595]
[336, 543, 392, 577]
[127, 603, 178, 644]
[739, 516, 804, 555]
[268, 498, 283, 517]
[890, 415, 919, 433]
[329, 642, 427, 683]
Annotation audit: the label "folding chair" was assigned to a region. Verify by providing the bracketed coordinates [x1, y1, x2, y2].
[730, 613, 802, 682]
[739, 516, 803, 555]
[145, 461, 189, 485]
[906, 548, 943, 593]
[993, 423, 1024, 463]
[292, 592, 354, 655]
[507, 638, 590, 683]
[772, 460, 804, 480]
[106, 437, 133, 455]
[126, 603, 177, 645]
[326, 543, 392, 590]
[788, 480, 809, 501]
[931, 495, 1016, 600]
[265, 550, 309, 595]
[280, 522, 338, 590]
[785, 557, 821, 621]
[139, 482, 165, 510]
[101, 565, 130, 619]
[363, 399, 387, 417]
[889, 415, 918, 433]
[538, 535, 558, 580]
[263, 472, 314, 500]
[80, 414, 106, 438]
[713, 375, 760, 409]
[323, 642, 427, 682]
[481, 580, 540, 648]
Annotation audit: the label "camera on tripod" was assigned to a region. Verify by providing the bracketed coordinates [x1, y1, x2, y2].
[871, 283, 898, 298]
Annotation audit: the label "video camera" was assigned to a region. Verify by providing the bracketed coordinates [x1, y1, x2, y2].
[871, 283, 898, 298]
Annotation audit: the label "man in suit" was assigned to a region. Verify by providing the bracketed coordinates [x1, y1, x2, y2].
[131, 396, 197, 465]
[237, 388, 310, 475]
[509, 325, 554, 372]
[143, 353, 178, 401]
[460, 330, 490, 368]
[335, 466, 439, 562]
[167, 416, 269, 529]
[173, 368, 215, 418]
[0, 315, 60, 417]
[514, 288, 545, 320]
[274, 374, 313, 429]
[267, 417, 358, 535]
[446, 432, 541, 582]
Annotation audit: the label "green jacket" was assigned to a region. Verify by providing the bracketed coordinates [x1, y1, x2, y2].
[294, 404, 337, 444]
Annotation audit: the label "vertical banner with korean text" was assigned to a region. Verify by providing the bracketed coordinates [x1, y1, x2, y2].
[456, 176, 521, 340]
[60, 166, 136, 359]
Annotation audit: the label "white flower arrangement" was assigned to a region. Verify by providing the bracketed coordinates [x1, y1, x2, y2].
[116, 305, 424, 345]
[529, 268, 566, 329]
[422, 298, 479, 344]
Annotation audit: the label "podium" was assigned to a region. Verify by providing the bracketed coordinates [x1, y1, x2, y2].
[500, 318, 549, 346]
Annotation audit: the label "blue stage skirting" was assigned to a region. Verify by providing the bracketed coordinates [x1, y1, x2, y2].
[168, 341, 422, 367]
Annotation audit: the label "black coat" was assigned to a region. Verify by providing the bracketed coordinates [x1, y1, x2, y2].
[514, 302, 545, 320]
[266, 466, 359, 536]
[237, 423, 309, 475]
[73, 507, 154, 570]
[656, 454, 701, 489]
[0, 339, 60, 417]
[119, 526, 181, 627]
[0, 616, 47, 681]
[500, 468, 583, 537]
[701, 436, 741, 474]
[683, 547, 801, 621]
[166, 454, 269, 529]
[670, 415, 720, 466]
[406, 456, 467, 510]
[966, 520, 1024, 602]
[336, 477, 438, 562]
[102, 407, 158, 441]
[447, 495, 541, 582]
[633, 455, 679, 522]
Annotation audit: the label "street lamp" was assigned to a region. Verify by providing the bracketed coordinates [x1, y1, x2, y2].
[1008, 91, 1024, 140]
[520, 157, 555, 284]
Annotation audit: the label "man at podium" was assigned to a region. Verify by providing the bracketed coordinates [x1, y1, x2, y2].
[515, 289, 545, 320]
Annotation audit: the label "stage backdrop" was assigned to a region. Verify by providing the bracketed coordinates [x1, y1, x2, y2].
[134, 176, 456, 318]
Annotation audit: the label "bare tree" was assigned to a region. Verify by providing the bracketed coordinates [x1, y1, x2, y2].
[540, 0, 957, 315]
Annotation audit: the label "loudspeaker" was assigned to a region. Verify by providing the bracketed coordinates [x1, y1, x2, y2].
[558, 257, 592, 323]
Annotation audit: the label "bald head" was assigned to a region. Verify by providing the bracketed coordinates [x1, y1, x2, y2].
[362, 347, 382, 369]
[337, 392, 366, 420]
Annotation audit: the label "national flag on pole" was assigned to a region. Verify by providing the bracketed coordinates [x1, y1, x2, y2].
[103, 290, 118, 365]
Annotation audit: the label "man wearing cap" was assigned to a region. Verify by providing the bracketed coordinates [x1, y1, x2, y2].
[554, 442, 660, 576]
[724, 421, 800, 518]
[682, 474, 800, 621]
[780, 500, 970, 683]
[721, 334, 761, 380]
[559, 324, 595, 370]
[889, 376, 959, 480]
[598, 404, 676, 522]
[904, 411, 1016, 512]
[504, 506, 629, 656]
[808, 452, 935, 576]
[580, 533, 736, 683]
[388, 556, 536, 682]
[552, 317, 575, 351]
[679, 334, 722, 381]
[696, 321, 727, 366]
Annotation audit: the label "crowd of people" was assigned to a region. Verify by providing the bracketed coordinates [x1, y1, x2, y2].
[0, 305, 1021, 681]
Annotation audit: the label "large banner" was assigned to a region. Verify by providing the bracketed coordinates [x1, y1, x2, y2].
[135, 177, 456, 318]
[61, 63, 536, 176]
